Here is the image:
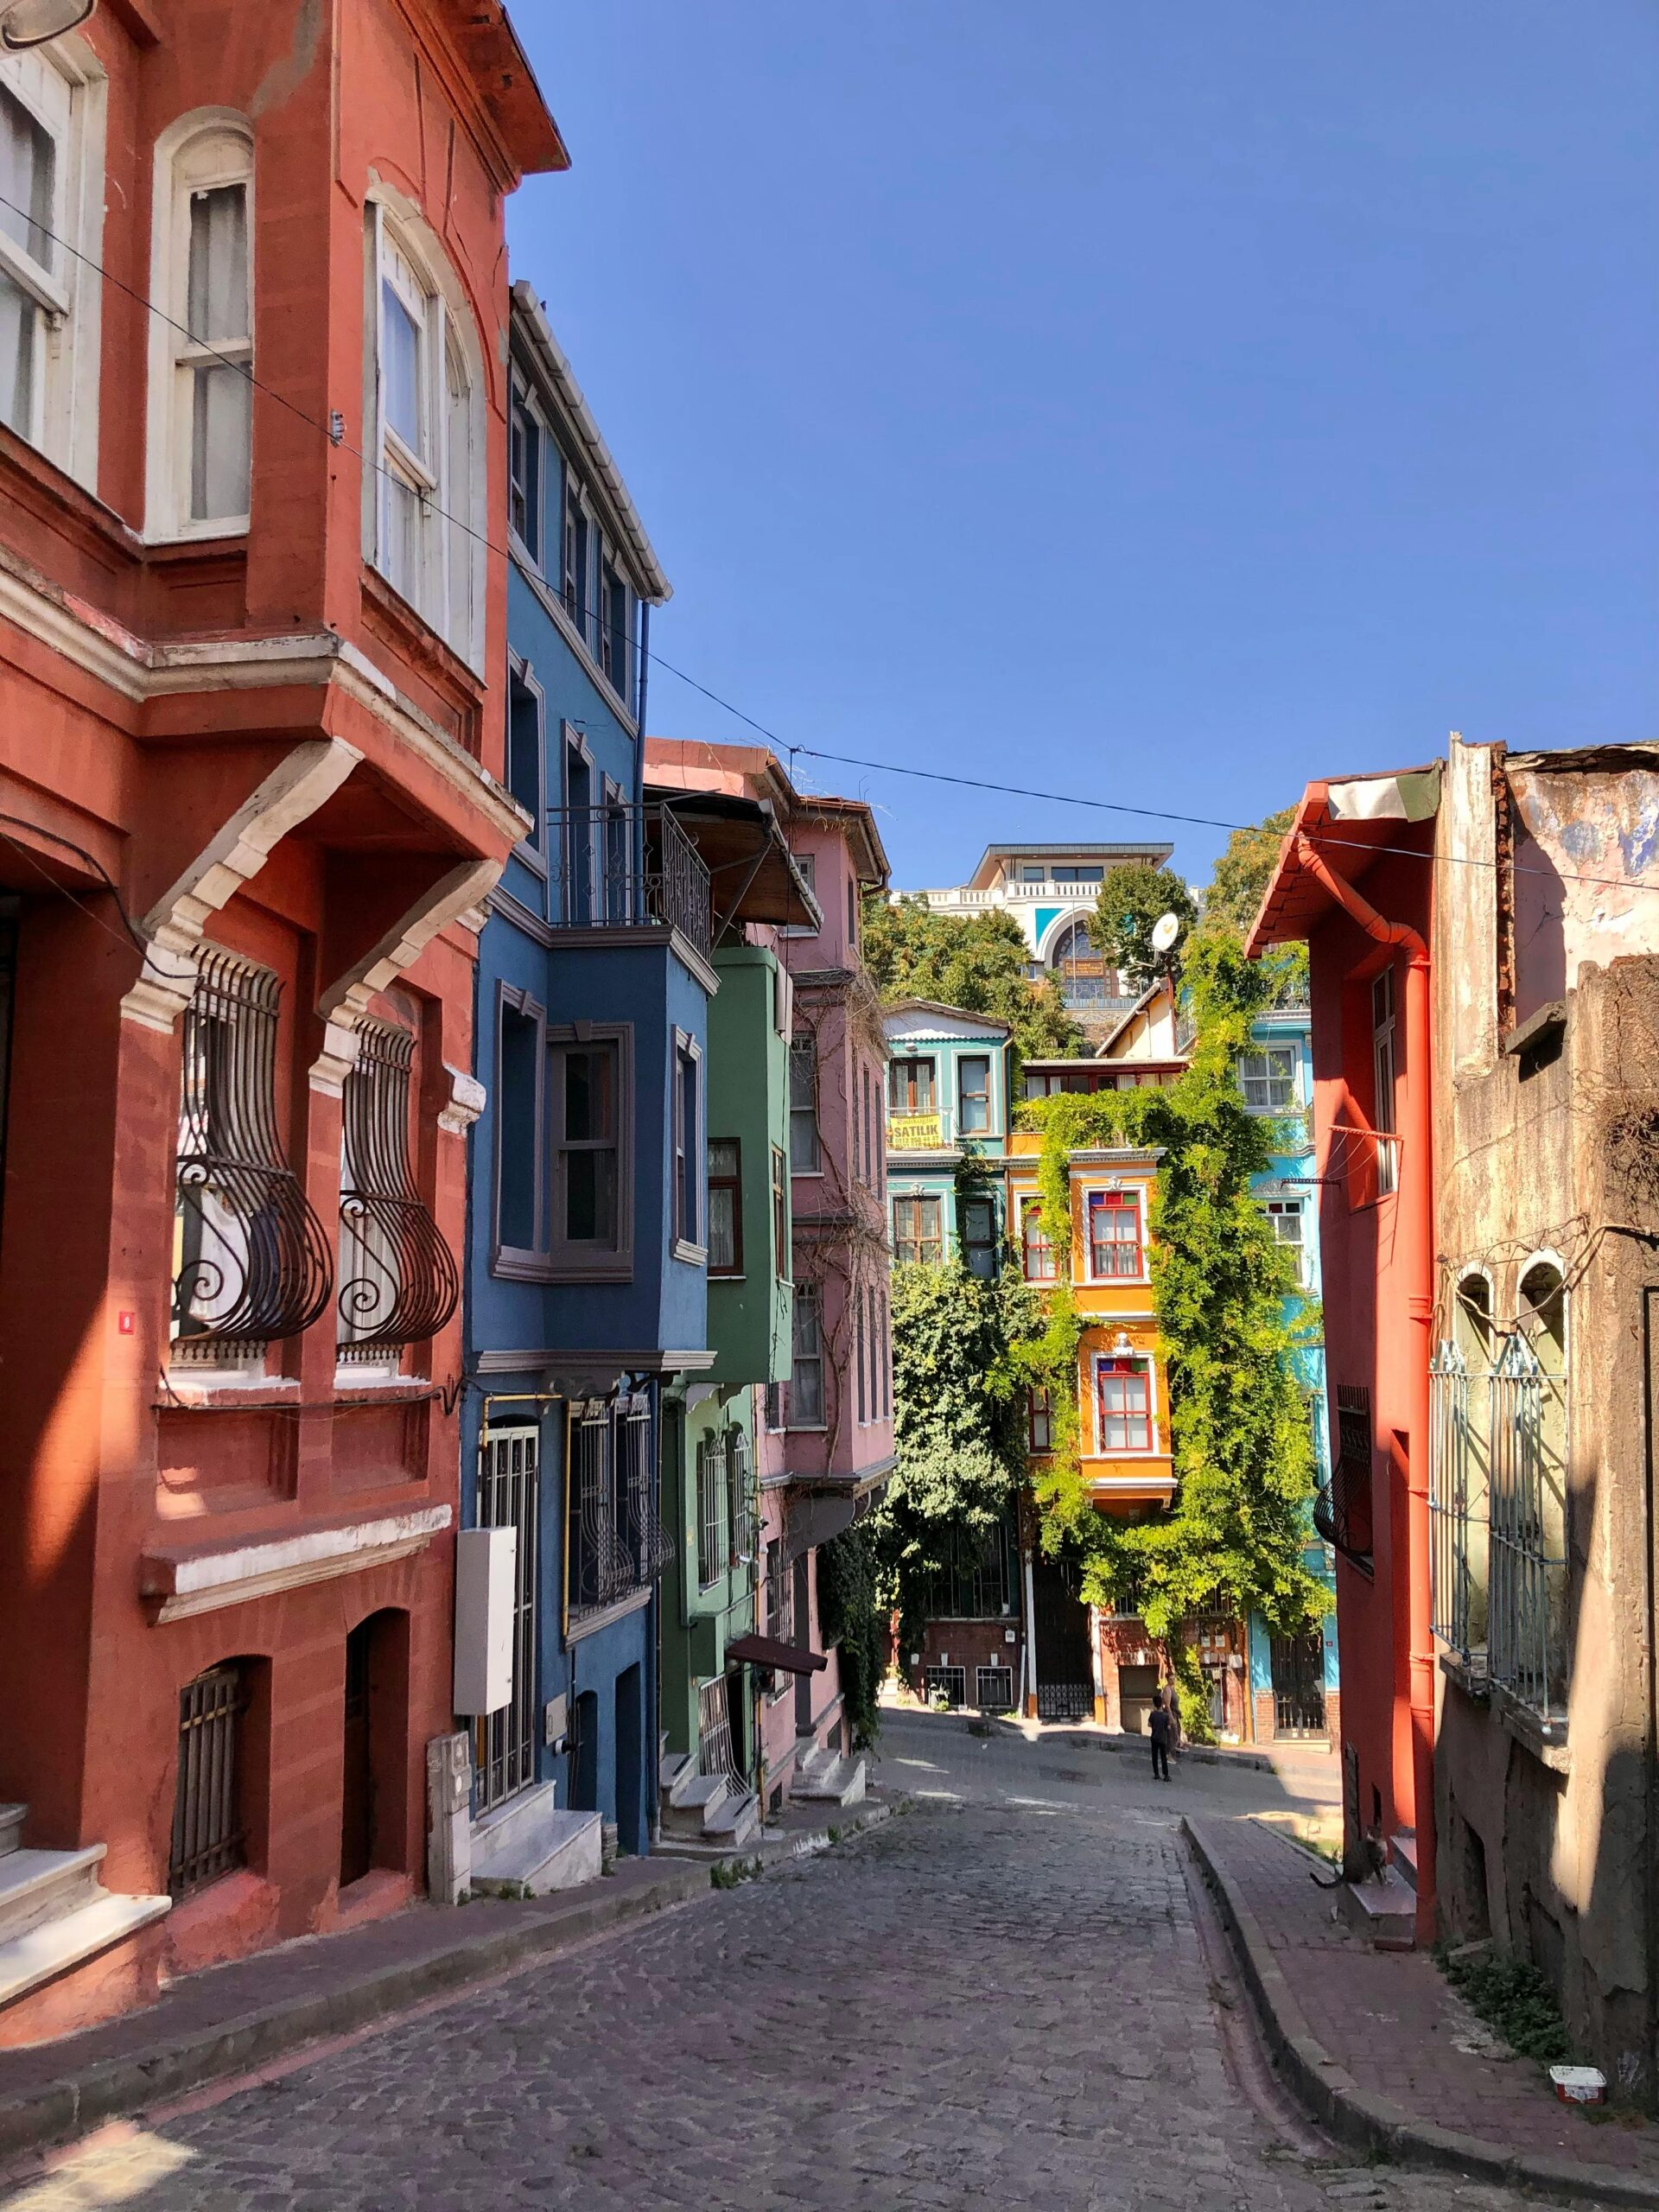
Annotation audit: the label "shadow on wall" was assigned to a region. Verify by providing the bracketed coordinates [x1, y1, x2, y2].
[1512, 830, 1567, 1028]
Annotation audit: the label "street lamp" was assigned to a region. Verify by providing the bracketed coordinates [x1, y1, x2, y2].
[0, 0, 95, 48]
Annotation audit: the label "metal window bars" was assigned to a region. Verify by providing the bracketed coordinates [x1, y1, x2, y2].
[569, 1401, 672, 1623]
[168, 1662, 247, 1897]
[921, 1522, 1015, 1620]
[338, 1020, 459, 1362]
[474, 1427, 540, 1813]
[172, 950, 333, 1359]
[976, 1664, 1016, 1713]
[696, 1673, 744, 1789]
[1313, 1384, 1375, 1568]
[696, 1434, 723, 1588]
[924, 1664, 967, 1709]
[545, 802, 711, 962]
[1429, 1340, 1477, 1661]
[1488, 1331, 1563, 1719]
[727, 1427, 756, 1568]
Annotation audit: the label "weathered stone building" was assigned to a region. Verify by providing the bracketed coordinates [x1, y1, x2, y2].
[1432, 735, 1659, 2094]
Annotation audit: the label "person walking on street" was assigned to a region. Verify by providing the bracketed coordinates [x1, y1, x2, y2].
[1149, 1689, 1173, 1783]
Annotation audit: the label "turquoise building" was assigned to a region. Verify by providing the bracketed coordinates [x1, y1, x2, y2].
[883, 1001, 1014, 1274]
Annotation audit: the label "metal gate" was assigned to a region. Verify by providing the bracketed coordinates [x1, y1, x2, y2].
[1269, 1630, 1327, 1737]
[474, 1425, 540, 1814]
[697, 1674, 744, 1789]
[1032, 1556, 1093, 1721]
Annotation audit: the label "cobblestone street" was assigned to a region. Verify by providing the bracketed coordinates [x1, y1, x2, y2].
[1, 1719, 1560, 2212]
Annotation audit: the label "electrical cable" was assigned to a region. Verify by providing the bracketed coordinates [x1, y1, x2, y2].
[5, 184, 1659, 913]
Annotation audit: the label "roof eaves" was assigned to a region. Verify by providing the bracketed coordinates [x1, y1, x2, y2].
[510, 282, 671, 604]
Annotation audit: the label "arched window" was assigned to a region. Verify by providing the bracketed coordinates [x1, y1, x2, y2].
[146, 112, 254, 538]
[364, 199, 485, 668]
[1047, 918, 1092, 969]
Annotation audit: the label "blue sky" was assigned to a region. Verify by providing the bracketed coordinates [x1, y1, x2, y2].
[505, 3, 1659, 893]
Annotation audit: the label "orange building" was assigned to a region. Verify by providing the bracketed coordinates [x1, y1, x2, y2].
[0, 0, 563, 2041]
[1006, 1130, 1174, 1722]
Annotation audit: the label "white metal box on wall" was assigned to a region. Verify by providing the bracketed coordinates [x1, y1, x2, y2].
[453, 1525, 517, 1715]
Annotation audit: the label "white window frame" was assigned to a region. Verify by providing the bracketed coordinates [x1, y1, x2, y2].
[362, 190, 486, 671]
[143, 111, 253, 542]
[1239, 1046, 1299, 1115]
[1265, 1198, 1308, 1286]
[0, 37, 104, 488]
[1092, 1351, 1160, 1458]
[1084, 1185, 1147, 1285]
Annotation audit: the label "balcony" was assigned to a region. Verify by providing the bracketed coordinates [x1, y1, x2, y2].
[547, 803, 711, 963]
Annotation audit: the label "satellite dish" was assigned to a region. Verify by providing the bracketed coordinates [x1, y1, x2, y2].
[1150, 911, 1182, 954]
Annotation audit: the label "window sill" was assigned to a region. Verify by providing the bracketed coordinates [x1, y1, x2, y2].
[709, 1270, 745, 1283]
[359, 562, 486, 695]
[493, 1247, 555, 1284]
[672, 1240, 708, 1268]
[144, 514, 251, 550]
[160, 1370, 297, 1410]
[545, 1255, 635, 1284]
[565, 1583, 653, 1643]
[333, 1373, 431, 1403]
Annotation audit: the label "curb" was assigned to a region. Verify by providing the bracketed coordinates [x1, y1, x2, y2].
[1182, 1815, 1659, 2209]
[658, 1794, 894, 1871]
[0, 1861, 711, 2164]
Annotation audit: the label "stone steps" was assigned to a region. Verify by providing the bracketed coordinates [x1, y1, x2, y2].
[0, 1810, 170, 2013]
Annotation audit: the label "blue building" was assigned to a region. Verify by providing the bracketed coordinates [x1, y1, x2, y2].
[1238, 997, 1340, 1745]
[459, 284, 704, 1888]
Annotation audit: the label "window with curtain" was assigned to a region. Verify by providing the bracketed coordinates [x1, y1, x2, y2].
[1021, 1201, 1056, 1282]
[789, 1033, 820, 1173]
[789, 1285, 824, 1427]
[1240, 1046, 1298, 1114]
[893, 1195, 942, 1266]
[365, 207, 482, 666]
[709, 1139, 741, 1276]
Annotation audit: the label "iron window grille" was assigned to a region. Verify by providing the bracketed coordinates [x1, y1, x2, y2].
[1314, 1384, 1374, 1568]
[173, 948, 332, 1361]
[1429, 1339, 1478, 1661]
[696, 1674, 744, 1789]
[1088, 1191, 1142, 1279]
[765, 1536, 791, 1643]
[545, 802, 710, 957]
[696, 1434, 724, 1589]
[924, 1664, 967, 1709]
[569, 1400, 671, 1623]
[976, 1664, 1016, 1713]
[922, 1522, 1015, 1620]
[893, 1195, 943, 1266]
[338, 1020, 458, 1363]
[1269, 1632, 1327, 1736]
[169, 1662, 247, 1897]
[1488, 1332, 1564, 1718]
[474, 1426, 540, 1812]
[727, 1428, 756, 1567]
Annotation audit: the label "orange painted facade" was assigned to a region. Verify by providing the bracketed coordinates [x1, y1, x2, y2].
[0, 0, 563, 2038]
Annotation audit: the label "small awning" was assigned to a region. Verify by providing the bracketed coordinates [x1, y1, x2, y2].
[650, 791, 823, 931]
[725, 1634, 828, 1675]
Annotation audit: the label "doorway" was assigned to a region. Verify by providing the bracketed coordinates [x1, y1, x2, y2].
[1270, 1630, 1327, 1737]
[340, 1610, 408, 1888]
[613, 1664, 642, 1852]
[569, 1689, 600, 1814]
[474, 1426, 540, 1815]
[1031, 1555, 1093, 1720]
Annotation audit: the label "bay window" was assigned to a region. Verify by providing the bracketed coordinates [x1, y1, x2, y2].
[1096, 1357, 1154, 1454]
[365, 202, 484, 667]
[1, 41, 101, 485]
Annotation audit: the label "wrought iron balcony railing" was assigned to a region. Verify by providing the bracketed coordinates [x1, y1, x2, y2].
[546, 803, 712, 963]
[338, 1021, 459, 1362]
[172, 949, 333, 1359]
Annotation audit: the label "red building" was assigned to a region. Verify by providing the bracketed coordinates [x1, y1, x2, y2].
[0, 0, 563, 2040]
[1249, 769, 1437, 1942]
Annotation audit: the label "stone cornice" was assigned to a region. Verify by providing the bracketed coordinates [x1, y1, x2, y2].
[140, 1505, 452, 1624]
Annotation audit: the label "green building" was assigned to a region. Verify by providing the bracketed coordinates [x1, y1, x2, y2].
[883, 1001, 1014, 1272]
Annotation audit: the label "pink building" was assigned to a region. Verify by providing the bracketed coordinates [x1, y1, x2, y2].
[644, 742, 893, 1802]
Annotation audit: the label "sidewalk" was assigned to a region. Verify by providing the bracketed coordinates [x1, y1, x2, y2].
[1186, 1810, 1659, 2208]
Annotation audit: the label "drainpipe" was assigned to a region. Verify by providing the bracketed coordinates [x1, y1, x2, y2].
[1022, 1548, 1039, 1719]
[1293, 833, 1436, 1943]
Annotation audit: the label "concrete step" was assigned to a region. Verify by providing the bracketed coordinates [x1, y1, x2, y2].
[469, 1783, 567, 1879]
[470, 1808, 602, 1899]
[1342, 1864, 1417, 1951]
[1389, 1828, 1419, 1892]
[658, 1752, 701, 1810]
[0, 1888, 172, 2012]
[790, 1754, 868, 1808]
[660, 1772, 732, 1838]
[701, 1789, 761, 1849]
[0, 1847, 109, 1949]
[0, 1807, 24, 1860]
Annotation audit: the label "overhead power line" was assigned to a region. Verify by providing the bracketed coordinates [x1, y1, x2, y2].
[4, 188, 1659, 913]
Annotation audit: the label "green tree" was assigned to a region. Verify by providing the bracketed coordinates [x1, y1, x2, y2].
[1090, 862, 1198, 992]
[1012, 927, 1328, 1740]
[1199, 807, 1308, 999]
[877, 1249, 1038, 1649]
[862, 894, 1083, 1060]
[817, 1520, 887, 1751]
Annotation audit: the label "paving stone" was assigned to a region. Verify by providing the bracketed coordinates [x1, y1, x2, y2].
[0, 1718, 1571, 2212]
